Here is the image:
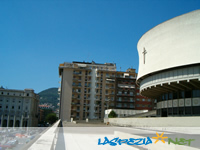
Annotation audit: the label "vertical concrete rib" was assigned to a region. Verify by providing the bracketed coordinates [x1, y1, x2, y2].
[89, 69, 97, 119]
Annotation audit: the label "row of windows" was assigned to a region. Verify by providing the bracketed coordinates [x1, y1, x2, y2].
[157, 106, 200, 115]
[136, 98, 151, 102]
[158, 90, 200, 101]
[137, 104, 152, 107]
[0, 92, 30, 96]
[0, 99, 29, 103]
[117, 97, 134, 101]
[0, 105, 21, 109]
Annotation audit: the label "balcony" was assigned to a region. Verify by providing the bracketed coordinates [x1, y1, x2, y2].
[71, 102, 80, 105]
[73, 72, 82, 75]
[95, 86, 101, 89]
[72, 97, 81, 100]
[106, 81, 115, 84]
[72, 90, 81, 94]
[84, 85, 91, 88]
[96, 74, 101, 77]
[85, 80, 91, 82]
[105, 86, 115, 89]
[106, 75, 115, 78]
[72, 84, 82, 88]
[71, 109, 77, 111]
[84, 103, 90, 106]
[95, 92, 101, 95]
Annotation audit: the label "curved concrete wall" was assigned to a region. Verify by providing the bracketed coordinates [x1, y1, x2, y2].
[137, 10, 200, 81]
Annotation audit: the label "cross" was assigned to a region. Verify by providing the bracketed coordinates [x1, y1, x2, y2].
[142, 48, 147, 64]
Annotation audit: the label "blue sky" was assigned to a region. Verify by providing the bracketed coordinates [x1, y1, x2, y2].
[0, 0, 199, 93]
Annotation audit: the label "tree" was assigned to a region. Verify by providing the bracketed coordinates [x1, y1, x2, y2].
[108, 110, 117, 118]
[45, 113, 58, 124]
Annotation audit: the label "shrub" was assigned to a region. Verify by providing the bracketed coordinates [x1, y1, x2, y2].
[108, 110, 117, 118]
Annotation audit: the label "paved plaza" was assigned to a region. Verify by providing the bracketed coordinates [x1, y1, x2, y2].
[54, 122, 200, 150]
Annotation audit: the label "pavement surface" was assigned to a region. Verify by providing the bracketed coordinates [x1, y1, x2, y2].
[55, 122, 200, 150]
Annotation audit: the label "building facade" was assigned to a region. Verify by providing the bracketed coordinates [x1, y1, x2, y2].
[59, 61, 153, 121]
[137, 10, 200, 117]
[0, 88, 39, 127]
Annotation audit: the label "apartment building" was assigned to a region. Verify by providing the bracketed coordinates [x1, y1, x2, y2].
[59, 61, 153, 121]
[0, 88, 39, 127]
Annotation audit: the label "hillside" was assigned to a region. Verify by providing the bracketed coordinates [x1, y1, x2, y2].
[38, 88, 59, 109]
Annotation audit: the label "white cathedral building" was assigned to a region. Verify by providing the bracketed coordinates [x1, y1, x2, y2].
[137, 10, 200, 117]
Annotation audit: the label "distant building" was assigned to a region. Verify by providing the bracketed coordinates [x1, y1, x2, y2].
[39, 103, 54, 109]
[113, 69, 154, 111]
[38, 108, 44, 123]
[137, 10, 200, 117]
[59, 61, 154, 121]
[0, 88, 39, 127]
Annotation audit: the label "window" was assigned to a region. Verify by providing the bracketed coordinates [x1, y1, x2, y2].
[193, 90, 200, 98]
[0, 105, 2, 108]
[185, 91, 191, 98]
[27, 93, 29, 96]
[18, 106, 20, 109]
[169, 93, 173, 100]
[165, 93, 168, 100]
[173, 92, 178, 99]
[118, 97, 122, 101]
[179, 107, 184, 115]
[162, 94, 165, 101]
[185, 107, 191, 115]
[157, 109, 161, 115]
[6, 106, 8, 109]
[148, 99, 151, 102]
[179, 91, 184, 99]
[193, 106, 200, 115]
[168, 108, 172, 115]
[173, 108, 178, 115]
[142, 99, 145, 101]
[12, 106, 14, 109]
[137, 99, 140, 101]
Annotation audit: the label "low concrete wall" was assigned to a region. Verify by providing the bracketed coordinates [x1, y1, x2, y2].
[28, 120, 61, 150]
[104, 117, 200, 127]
